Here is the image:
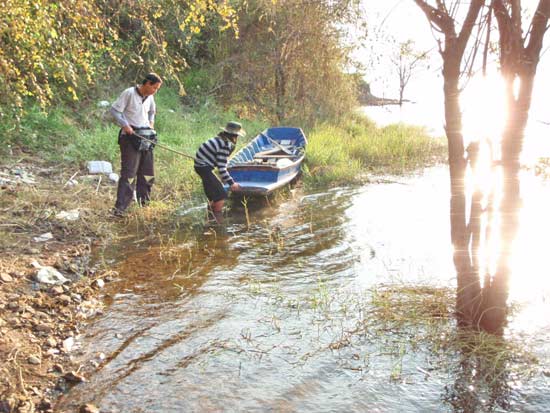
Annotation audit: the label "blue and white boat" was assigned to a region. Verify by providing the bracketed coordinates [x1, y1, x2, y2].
[227, 127, 307, 195]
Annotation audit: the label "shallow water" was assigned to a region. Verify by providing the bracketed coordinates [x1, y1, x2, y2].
[57, 166, 550, 412]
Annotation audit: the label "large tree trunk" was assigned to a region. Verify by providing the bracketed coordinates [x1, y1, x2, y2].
[477, 0, 550, 332]
[413, 0, 485, 327]
[443, 56, 481, 326]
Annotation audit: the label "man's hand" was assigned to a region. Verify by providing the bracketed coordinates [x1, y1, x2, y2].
[230, 183, 241, 192]
[122, 125, 134, 135]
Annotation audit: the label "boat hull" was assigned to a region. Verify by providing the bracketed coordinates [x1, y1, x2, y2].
[226, 127, 307, 196]
[229, 156, 304, 195]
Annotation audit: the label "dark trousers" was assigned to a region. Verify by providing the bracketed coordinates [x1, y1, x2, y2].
[194, 165, 227, 202]
[114, 135, 155, 212]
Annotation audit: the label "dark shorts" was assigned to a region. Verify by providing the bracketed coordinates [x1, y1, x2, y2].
[194, 165, 227, 202]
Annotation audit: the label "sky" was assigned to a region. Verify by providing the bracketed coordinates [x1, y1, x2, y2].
[356, 0, 550, 152]
[358, 0, 549, 95]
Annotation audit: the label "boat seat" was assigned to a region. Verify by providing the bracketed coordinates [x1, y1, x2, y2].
[255, 154, 295, 159]
[254, 147, 295, 159]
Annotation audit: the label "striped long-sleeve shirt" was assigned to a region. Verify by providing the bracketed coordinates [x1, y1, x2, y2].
[194, 136, 236, 185]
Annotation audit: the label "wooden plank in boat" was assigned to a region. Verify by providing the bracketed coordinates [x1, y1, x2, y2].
[254, 154, 295, 159]
[253, 148, 293, 158]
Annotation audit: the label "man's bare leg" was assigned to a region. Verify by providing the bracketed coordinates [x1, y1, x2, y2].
[210, 199, 225, 224]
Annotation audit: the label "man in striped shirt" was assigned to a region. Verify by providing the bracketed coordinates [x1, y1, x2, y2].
[194, 121, 245, 224]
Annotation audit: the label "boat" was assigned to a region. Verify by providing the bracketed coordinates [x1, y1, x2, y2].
[226, 127, 307, 195]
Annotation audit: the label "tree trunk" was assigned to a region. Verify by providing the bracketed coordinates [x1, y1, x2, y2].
[442, 56, 481, 326]
[274, 59, 286, 122]
[478, 72, 534, 332]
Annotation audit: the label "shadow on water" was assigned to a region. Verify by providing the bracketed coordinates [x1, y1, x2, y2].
[56, 167, 550, 413]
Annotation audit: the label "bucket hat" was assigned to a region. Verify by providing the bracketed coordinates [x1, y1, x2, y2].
[220, 121, 246, 137]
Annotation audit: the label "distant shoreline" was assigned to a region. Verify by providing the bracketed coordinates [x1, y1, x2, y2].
[360, 93, 412, 106]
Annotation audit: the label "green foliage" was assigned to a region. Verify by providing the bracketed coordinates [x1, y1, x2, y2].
[102, 0, 239, 94]
[0, 0, 366, 137]
[304, 124, 363, 186]
[213, 0, 361, 126]
[0, 106, 79, 153]
[0, 0, 109, 110]
[0, 83, 445, 207]
[0, 87, 269, 201]
[180, 68, 221, 106]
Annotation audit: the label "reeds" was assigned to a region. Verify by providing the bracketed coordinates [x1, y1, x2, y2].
[304, 114, 447, 188]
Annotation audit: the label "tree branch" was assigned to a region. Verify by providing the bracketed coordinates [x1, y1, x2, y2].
[414, 0, 456, 36]
[525, 0, 550, 60]
[456, 0, 485, 53]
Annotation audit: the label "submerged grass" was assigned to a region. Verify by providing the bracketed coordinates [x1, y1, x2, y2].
[242, 277, 540, 401]
[342, 284, 540, 402]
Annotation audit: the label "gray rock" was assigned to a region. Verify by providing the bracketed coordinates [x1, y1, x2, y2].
[46, 337, 57, 347]
[35, 323, 53, 333]
[33, 232, 53, 242]
[28, 355, 41, 365]
[64, 371, 86, 383]
[93, 279, 105, 289]
[58, 294, 72, 305]
[62, 337, 75, 352]
[35, 266, 69, 285]
[50, 285, 64, 295]
[79, 403, 100, 413]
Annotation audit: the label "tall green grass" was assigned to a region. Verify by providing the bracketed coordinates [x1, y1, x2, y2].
[1, 87, 268, 202]
[304, 113, 447, 188]
[1, 88, 446, 199]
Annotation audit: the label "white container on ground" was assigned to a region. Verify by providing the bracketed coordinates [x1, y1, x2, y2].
[87, 161, 113, 175]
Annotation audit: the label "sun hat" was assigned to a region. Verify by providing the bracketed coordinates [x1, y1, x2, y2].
[220, 121, 246, 137]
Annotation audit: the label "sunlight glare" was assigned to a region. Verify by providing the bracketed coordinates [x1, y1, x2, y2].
[461, 74, 506, 148]
[509, 174, 550, 303]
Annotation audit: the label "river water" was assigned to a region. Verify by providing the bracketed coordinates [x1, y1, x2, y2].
[56, 165, 550, 412]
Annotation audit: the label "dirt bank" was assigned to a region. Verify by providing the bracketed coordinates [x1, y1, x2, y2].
[0, 155, 121, 413]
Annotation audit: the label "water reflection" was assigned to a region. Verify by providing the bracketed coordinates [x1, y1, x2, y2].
[455, 156, 549, 335]
[444, 332, 516, 413]
[56, 167, 550, 412]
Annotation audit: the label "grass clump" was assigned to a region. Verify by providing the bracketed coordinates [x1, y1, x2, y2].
[304, 114, 447, 188]
[347, 284, 539, 399]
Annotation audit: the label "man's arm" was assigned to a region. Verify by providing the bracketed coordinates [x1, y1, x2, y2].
[110, 108, 133, 135]
[148, 99, 156, 128]
[111, 89, 133, 134]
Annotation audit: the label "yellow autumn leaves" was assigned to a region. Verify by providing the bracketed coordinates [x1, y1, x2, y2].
[0, 0, 238, 114]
